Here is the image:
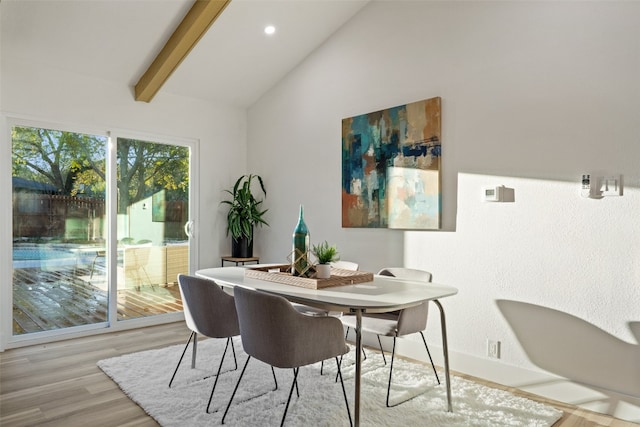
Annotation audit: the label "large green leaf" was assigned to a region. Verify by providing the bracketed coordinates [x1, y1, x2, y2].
[221, 174, 269, 241]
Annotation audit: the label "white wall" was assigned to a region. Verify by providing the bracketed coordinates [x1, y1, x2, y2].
[1, 60, 247, 270]
[248, 1, 640, 421]
[0, 1, 249, 350]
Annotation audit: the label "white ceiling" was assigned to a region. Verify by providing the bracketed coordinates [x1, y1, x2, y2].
[2, 0, 369, 108]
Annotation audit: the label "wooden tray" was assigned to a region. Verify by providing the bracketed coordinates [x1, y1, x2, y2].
[244, 264, 374, 289]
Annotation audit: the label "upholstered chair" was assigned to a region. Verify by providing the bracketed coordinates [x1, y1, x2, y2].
[340, 267, 440, 407]
[222, 286, 352, 426]
[169, 274, 240, 413]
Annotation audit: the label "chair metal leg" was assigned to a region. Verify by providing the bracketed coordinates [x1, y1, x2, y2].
[336, 326, 352, 383]
[271, 366, 278, 390]
[168, 331, 196, 388]
[221, 359, 350, 426]
[292, 368, 300, 397]
[282, 359, 331, 426]
[230, 337, 238, 370]
[385, 332, 441, 407]
[170, 333, 238, 390]
[385, 337, 397, 407]
[206, 337, 234, 413]
[222, 355, 251, 424]
[280, 367, 299, 427]
[335, 356, 353, 427]
[222, 357, 281, 425]
[419, 331, 440, 385]
[336, 327, 369, 383]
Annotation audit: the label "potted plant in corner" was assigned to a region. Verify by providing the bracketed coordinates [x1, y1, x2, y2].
[311, 241, 339, 279]
[221, 174, 269, 258]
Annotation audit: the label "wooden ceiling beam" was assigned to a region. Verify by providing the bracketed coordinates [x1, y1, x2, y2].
[134, 0, 231, 103]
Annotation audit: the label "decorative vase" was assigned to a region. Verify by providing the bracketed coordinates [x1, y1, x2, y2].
[292, 205, 310, 276]
[316, 263, 331, 279]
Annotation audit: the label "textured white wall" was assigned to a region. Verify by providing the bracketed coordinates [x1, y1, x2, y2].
[1, 43, 247, 272]
[248, 1, 640, 419]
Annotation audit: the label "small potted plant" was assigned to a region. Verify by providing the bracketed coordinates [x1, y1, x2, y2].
[312, 241, 339, 279]
[221, 174, 269, 258]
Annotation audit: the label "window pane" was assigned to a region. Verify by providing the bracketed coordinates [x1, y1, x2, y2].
[12, 126, 107, 335]
[116, 137, 188, 321]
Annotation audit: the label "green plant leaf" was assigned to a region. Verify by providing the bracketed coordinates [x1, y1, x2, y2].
[220, 174, 269, 241]
[311, 241, 339, 264]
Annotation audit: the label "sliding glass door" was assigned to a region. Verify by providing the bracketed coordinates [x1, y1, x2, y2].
[115, 137, 190, 321]
[10, 122, 194, 341]
[11, 125, 108, 335]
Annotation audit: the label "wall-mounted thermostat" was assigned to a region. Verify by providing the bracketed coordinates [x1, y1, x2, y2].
[483, 186, 504, 202]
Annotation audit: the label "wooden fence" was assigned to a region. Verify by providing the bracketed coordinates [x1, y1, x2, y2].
[12, 193, 105, 240]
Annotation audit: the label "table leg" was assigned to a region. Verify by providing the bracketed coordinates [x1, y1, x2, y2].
[354, 309, 362, 426]
[433, 299, 452, 412]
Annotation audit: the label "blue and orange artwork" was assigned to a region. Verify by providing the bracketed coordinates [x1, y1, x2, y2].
[341, 97, 441, 229]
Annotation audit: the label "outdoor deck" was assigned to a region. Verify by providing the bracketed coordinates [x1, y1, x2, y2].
[12, 265, 182, 335]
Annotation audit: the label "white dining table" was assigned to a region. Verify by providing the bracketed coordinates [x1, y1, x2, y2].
[196, 266, 458, 426]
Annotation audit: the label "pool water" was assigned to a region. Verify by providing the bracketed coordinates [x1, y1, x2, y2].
[12, 246, 86, 269]
[13, 247, 74, 261]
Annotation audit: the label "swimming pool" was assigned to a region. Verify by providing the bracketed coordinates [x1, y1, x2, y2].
[12, 246, 94, 269]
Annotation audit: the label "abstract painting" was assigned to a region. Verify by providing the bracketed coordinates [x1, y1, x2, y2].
[342, 97, 442, 229]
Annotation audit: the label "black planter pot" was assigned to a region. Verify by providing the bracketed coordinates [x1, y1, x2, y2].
[232, 236, 253, 258]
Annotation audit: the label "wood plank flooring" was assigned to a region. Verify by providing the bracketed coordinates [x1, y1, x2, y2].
[0, 322, 637, 427]
[13, 266, 182, 335]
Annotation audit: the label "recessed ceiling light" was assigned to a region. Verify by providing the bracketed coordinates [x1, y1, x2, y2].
[264, 25, 276, 35]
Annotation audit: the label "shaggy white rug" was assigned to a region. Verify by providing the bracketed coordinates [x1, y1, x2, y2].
[98, 337, 563, 426]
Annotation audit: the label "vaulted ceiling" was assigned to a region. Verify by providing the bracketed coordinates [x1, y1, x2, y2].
[3, 0, 369, 107]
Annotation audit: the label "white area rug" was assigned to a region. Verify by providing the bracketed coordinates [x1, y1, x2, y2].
[98, 337, 563, 426]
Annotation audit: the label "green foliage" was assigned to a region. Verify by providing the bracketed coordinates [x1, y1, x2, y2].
[11, 126, 106, 196]
[221, 174, 269, 242]
[311, 241, 339, 264]
[116, 138, 189, 214]
[11, 127, 190, 215]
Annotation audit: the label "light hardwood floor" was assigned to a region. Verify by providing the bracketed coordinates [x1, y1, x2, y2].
[0, 322, 636, 427]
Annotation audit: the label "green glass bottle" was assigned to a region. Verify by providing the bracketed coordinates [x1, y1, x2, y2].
[292, 204, 310, 276]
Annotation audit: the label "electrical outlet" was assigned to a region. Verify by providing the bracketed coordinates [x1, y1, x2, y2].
[487, 340, 501, 359]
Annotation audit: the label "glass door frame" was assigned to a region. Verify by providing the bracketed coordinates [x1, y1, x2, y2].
[107, 129, 199, 327]
[1, 117, 198, 350]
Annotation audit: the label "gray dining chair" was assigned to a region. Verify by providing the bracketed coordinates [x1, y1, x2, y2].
[222, 286, 352, 427]
[291, 261, 359, 374]
[169, 274, 240, 414]
[340, 267, 440, 407]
